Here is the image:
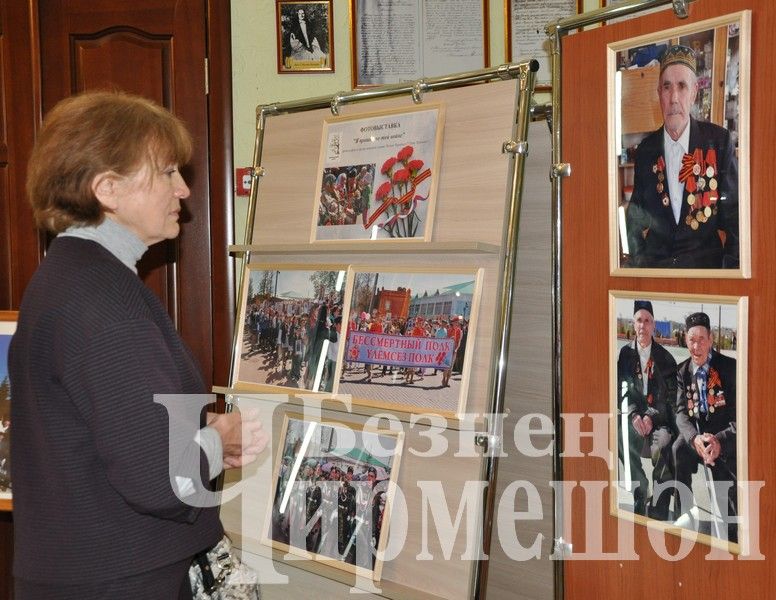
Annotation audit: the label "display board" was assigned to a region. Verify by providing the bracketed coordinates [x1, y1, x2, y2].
[560, 1, 773, 599]
[219, 71, 539, 599]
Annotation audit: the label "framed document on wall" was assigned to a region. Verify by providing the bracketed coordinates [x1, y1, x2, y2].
[505, 0, 581, 88]
[350, 0, 489, 87]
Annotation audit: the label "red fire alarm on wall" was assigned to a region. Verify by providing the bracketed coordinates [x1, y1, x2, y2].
[235, 167, 252, 196]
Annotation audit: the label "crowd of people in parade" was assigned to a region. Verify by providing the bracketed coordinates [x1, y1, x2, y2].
[243, 294, 343, 392]
[271, 455, 388, 569]
[317, 165, 374, 227]
[343, 309, 469, 387]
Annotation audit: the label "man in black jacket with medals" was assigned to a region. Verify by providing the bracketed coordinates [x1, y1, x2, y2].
[673, 312, 738, 540]
[617, 300, 677, 519]
[625, 45, 739, 268]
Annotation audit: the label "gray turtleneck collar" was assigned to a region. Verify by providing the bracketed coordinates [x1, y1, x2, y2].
[60, 217, 148, 274]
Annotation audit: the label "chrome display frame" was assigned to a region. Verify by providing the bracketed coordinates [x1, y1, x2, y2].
[227, 60, 539, 600]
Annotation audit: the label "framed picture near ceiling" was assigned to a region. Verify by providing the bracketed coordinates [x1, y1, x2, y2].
[609, 291, 747, 554]
[505, 0, 581, 89]
[276, 0, 335, 73]
[350, 0, 489, 87]
[608, 11, 751, 277]
[262, 413, 404, 581]
[0, 311, 17, 511]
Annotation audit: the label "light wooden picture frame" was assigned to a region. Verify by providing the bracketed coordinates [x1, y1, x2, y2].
[311, 103, 445, 243]
[0, 311, 17, 511]
[608, 11, 751, 278]
[276, 0, 334, 73]
[231, 264, 350, 394]
[609, 291, 748, 554]
[262, 412, 404, 581]
[336, 266, 483, 417]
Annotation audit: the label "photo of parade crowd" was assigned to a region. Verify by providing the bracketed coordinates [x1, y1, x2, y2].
[613, 296, 742, 544]
[339, 270, 480, 414]
[317, 163, 375, 228]
[236, 267, 347, 393]
[265, 416, 401, 576]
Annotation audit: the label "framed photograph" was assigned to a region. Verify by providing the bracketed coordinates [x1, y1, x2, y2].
[276, 0, 334, 73]
[262, 413, 404, 581]
[609, 291, 747, 553]
[350, 0, 488, 88]
[609, 11, 751, 277]
[337, 267, 483, 417]
[0, 311, 17, 511]
[505, 0, 581, 89]
[312, 104, 445, 243]
[231, 265, 350, 394]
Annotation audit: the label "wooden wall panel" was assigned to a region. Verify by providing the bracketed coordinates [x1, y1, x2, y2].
[562, 2, 774, 599]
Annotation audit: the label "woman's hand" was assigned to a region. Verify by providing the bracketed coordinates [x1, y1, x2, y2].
[207, 409, 268, 469]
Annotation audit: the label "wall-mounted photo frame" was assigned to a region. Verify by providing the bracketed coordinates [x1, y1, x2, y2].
[262, 413, 404, 581]
[336, 266, 483, 417]
[311, 104, 445, 243]
[608, 11, 751, 278]
[0, 311, 17, 511]
[505, 0, 581, 89]
[276, 0, 334, 73]
[609, 291, 748, 554]
[350, 0, 488, 88]
[231, 264, 350, 394]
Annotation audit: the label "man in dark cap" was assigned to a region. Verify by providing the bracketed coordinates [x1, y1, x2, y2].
[672, 311, 738, 538]
[617, 300, 678, 519]
[625, 45, 739, 268]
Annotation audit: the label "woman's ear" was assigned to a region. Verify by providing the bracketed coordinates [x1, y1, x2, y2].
[91, 171, 120, 211]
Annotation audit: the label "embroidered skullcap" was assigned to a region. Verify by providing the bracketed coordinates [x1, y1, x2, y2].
[633, 300, 653, 316]
[660, 44, 697, 75]
[685, 312, 711, 331]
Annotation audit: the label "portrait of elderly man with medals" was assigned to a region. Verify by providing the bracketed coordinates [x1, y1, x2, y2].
[625, 44, 740, 269]
[672, 311, 738, 542]
[617, 300, 678, 520]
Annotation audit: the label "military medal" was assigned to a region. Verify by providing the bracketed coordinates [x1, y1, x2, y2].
[709, 178, 718, 191]
[704, 206, 712, 218]
[692, 163, 701, 176]
[687, 193, 696, 206]
[662, 195, 670, 207]
[690, 219, 699, 230]
[657, 183, 664, 193]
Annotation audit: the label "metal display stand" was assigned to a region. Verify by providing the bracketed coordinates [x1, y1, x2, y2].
[219, 60, 538, 599]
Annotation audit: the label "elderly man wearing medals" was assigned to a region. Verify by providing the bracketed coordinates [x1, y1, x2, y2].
[625, 44, 739, 269]
[672, 312, 738, 541]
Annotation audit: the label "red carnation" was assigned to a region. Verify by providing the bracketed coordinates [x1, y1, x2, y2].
[376, 181, 392, 200]
[392, 168, 410, 184]
[397, 145, 414, 162]
[408, 159, 424, 173]
[381, 157, 397, 174]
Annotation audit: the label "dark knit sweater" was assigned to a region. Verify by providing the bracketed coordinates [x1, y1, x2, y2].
[9, 237, 222, 583]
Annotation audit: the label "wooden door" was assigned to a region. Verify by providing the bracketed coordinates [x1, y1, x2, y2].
[37, 0, 224, 385]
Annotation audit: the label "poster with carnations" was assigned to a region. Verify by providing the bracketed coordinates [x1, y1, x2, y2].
[311, 104, 444, 242]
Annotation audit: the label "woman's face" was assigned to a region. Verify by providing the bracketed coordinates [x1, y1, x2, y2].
[110, 160, 190, 245]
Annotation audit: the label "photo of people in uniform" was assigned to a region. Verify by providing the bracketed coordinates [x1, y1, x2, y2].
[612, 17, 748, 272]
[612, 295, 744, 544]
[234, 266, 347, 393]
[338, 269, 481, 416]
[277, 1, 333, 72]
[265, 416, 401, 578]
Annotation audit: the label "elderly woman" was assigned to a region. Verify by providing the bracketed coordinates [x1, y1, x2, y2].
[9, 91, 266, 599]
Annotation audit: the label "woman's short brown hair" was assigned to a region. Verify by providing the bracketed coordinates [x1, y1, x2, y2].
[26, 90, 192, 233]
